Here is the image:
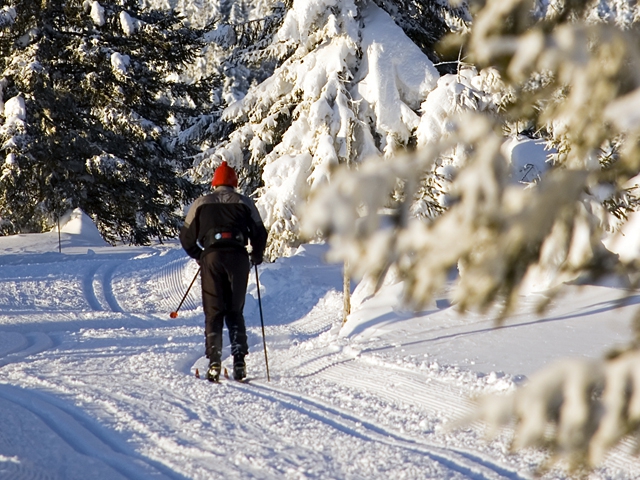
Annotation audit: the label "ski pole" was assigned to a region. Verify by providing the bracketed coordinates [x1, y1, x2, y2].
[255, 264, 270, 381]
[170, 266, 201, 318]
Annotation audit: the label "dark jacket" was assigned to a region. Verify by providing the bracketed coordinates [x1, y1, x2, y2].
[179, 186, 268, 263]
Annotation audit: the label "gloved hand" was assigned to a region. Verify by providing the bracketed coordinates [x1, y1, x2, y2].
[250, 254, 263, 266]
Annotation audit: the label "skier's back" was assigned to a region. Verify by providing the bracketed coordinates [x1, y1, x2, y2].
[179, 161, 267, 382]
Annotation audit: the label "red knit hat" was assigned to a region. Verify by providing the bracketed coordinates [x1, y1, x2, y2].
[211, 161, 238, 188]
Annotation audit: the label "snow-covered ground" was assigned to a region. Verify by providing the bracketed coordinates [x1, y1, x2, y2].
[1, 213, 639, 480]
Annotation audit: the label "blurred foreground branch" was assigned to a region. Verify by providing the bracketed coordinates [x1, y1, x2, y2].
[302, 0, 640, 470]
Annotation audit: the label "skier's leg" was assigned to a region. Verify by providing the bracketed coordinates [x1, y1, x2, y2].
[201, 252, 228, 378]
[224, 251, 250, 379]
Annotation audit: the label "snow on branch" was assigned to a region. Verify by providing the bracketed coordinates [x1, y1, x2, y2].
[84, 1, 106, 27]
[303, 109, 614, 316]
[119, 11, 141, 36]
[0, 6, 16, 29]
[466, 350, 640, 471]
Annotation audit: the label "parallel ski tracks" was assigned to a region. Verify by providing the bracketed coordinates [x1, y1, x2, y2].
[4, 249, 638, 478]
[0, 332, 53, 367]
[270, 343, 640, 477]
[0, 332, 28, 358]
[279, 339, 473, 419]
[155, 259, 200, 313]
[0, 385, 179, 480]
[287, 306, 337, 337]
[299, 355, 640, 476]
[599, 438, 640, 474]
[317, 360, 474, 419]
[228, 314, 527, 480]
[84, 263, 122, 313]
[230, 380, 529, 480]
[267, 302, 339, 350]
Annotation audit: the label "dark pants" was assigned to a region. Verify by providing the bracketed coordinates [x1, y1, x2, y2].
[200, 248, 250, 363]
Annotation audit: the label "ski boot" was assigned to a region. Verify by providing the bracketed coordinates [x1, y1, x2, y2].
[206, 361, 221, 383]
[233, 355, 246, 381]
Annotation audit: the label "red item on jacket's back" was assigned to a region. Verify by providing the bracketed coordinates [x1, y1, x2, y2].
[211, 161, 238, 188]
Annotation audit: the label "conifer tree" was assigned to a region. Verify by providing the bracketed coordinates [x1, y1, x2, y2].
[186, 0, 470, 257]
[0, 0, 212, 244]
[175, 0, 289, 155]
[374, 0, 470, 71]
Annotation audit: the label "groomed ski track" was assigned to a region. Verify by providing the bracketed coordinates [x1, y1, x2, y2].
[1, 242, 639, 479]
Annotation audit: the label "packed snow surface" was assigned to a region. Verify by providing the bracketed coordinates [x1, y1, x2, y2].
[0, 214, 639, 479]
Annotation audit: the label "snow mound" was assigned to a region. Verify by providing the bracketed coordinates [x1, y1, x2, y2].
[51, 208, 108, 247]
[0, 209, 108, 258]
[502, 136, 550, 184]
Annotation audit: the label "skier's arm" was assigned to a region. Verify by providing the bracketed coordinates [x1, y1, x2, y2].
[249, 221, 268, 264]
[242, 197, 268, 263]
[179, 200, 204, 260]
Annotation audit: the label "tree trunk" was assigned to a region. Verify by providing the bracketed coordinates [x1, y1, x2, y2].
[343, 261, 350, 324]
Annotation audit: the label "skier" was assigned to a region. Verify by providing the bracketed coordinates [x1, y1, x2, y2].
[179, 161, 268, 382]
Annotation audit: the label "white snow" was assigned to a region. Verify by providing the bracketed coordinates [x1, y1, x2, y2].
[3, 95, 26, 123]
[502, 135, 551, 184]
[257, 152, 312, 231]
[87, 1, 106, 27]
[119, 11, 140, 36]
[604, 86, 640, 131]
[1, 215, 639, 479]
[0, 6, 16, 28]
[355, 2, 439, 153]
[0, 95, 27, 142]
[51, 208, 109, 245]
[110, 52, 130, 75]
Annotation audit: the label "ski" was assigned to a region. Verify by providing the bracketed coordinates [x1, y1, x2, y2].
[194, 367, 251, 384]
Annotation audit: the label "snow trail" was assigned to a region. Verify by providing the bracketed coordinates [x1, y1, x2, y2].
[0, 385, 176, 480]
[234, 380, 527, 480]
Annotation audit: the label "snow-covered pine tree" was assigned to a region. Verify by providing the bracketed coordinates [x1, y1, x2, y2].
[0, 0, 212, 244]
[172, 0, 289, 183]
[373, 0, 470, 71]
[188, 0, 471, 258]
